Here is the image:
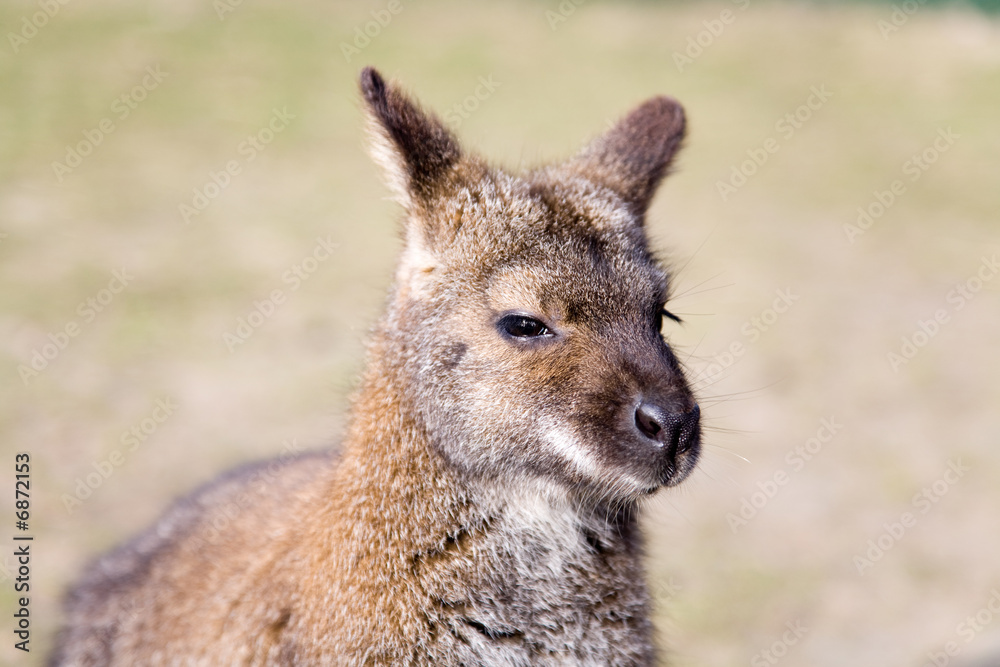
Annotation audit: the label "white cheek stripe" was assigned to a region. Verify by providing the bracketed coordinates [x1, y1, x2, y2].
[543, 424, 599, 476]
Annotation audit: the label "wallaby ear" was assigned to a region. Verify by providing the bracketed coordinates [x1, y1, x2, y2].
[360, 67, 462, 209]
[567, 96, 686, 216]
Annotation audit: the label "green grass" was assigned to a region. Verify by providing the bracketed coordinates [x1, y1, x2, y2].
[1, 1, 999, 665]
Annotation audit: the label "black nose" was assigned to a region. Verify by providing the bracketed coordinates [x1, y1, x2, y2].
[635, 402, 700, 455]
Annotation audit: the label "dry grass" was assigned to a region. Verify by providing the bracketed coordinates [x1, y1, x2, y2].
[1, 1, 999, 665]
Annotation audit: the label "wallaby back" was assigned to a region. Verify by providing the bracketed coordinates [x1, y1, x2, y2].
[51, 67, 701, 666]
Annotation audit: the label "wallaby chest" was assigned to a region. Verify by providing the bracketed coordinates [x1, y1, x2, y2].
[402, 489, 655, 666]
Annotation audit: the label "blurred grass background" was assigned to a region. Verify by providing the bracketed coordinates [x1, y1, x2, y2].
[2, 0, 999, 665]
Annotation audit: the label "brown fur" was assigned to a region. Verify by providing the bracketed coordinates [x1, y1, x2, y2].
[51, 67, 701, 666]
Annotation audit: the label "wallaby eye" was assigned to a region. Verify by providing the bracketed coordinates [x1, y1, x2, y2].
[497, 314, 551, 339]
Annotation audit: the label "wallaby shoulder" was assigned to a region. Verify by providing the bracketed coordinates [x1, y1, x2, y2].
[50, 449, 336, 666]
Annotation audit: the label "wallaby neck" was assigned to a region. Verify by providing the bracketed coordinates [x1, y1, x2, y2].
[328, 335, 479, 559]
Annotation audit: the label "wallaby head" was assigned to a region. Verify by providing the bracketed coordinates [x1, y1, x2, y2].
[360, 67, 700, 505]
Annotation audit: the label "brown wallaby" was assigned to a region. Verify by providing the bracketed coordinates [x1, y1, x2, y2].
[51, 67, 701, 666]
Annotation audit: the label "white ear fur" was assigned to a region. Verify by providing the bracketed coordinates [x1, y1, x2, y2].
[394, 225, 440, 302]
[365, 114, 413, 210]
[359, 67, 462, 212]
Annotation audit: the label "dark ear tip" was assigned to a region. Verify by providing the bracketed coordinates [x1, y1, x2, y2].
[359, 67, 386, 106]
[641, 95, 686, 135]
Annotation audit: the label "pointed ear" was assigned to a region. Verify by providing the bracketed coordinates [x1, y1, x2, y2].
[360, 67, 462, 209]
[567, 96, 686, 215]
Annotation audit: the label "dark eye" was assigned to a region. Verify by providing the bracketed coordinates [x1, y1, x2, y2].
[497, 314, 551, 339]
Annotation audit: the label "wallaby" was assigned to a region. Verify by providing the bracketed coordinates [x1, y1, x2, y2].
[51, 67, 701, 666]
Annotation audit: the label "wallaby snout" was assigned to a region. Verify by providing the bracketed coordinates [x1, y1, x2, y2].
[635, 401, 701, 485]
